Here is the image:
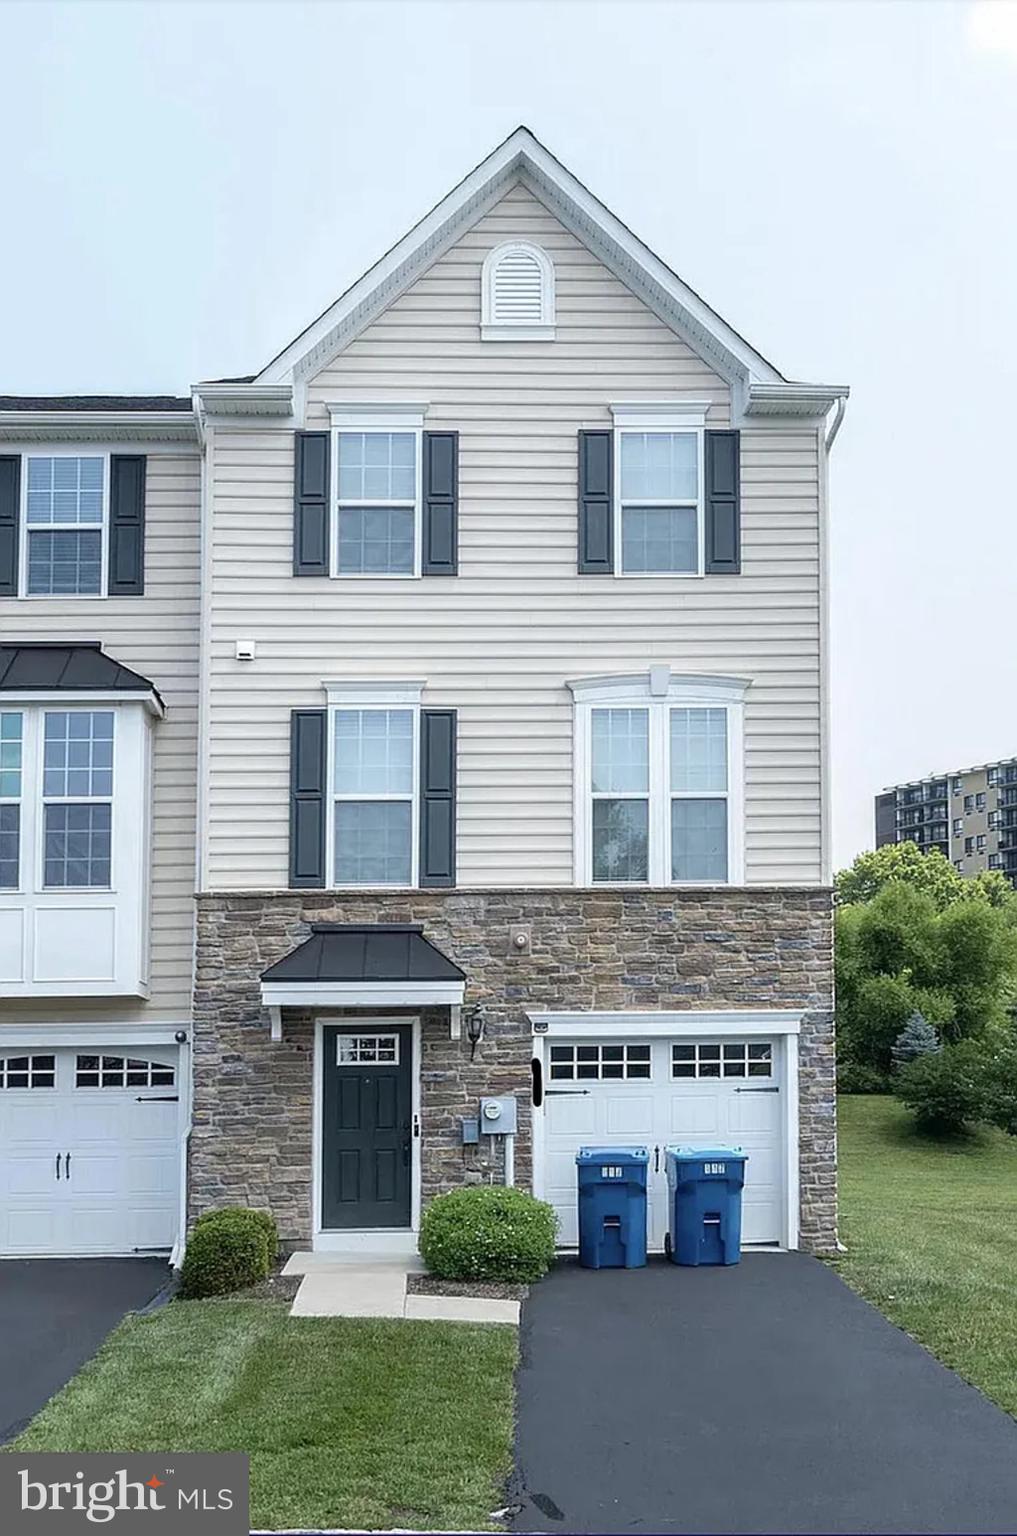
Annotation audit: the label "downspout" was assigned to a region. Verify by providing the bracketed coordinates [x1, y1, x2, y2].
[825, 394, 846, 452]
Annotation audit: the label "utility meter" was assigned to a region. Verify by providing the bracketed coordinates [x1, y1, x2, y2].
[479, 1095, 518, 1135]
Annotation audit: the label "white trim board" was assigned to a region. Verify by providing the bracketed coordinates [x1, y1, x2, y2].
[528, 1010, 803, 1037]
[262, 981, 464, 1008]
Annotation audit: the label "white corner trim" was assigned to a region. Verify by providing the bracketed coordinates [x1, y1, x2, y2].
[323, 680, 426, 707]
[610, 401, 711, 429]
[527, 1010, 803, 1038]
[449, 1003, 461, 1040]
[567, 670, 751, 704]
[262, 980, 465, 1009]
[0, 688, 164, 719]
[328, 404, 427, 430]
[268, 1006, 282, 1043]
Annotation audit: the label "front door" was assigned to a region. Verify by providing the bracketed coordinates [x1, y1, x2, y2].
[321, 1025, 413, 1230]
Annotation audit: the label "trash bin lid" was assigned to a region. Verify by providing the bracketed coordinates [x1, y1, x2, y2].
[575, 1145, 649, 1164]
[665, 1145, 746, 1162]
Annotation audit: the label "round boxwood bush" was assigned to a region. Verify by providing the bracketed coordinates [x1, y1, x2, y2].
[193, 1205, 278, 1264]
[419, 1186, 557, 1283]
[179, 1207, 276, 1298]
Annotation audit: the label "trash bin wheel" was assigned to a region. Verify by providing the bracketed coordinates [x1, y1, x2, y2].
[664, 1230, 672, 1259]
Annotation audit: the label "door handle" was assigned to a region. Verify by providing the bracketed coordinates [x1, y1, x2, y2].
[654, 1145, 660, 1173]
[65, 1151, 71, 1181]
[412, 1114, 420, 1139]
[544, 1089, 591, 1097]
[55, 1153, 61, 1181]
[734, 1086, 779, 1093]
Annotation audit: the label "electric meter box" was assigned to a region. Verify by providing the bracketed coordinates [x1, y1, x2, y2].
[479, 1095, 518, 1136]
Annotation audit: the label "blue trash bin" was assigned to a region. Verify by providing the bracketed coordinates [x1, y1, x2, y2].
[664, 1147, 747, 1266]
[575, 1146, 648, 1269]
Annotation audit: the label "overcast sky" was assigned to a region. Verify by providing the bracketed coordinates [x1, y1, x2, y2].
[2, 0, 1015, 870]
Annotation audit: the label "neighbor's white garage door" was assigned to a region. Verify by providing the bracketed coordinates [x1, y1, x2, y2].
[540, 1036, 784, 1251]
[0, 1046, 180, 1256]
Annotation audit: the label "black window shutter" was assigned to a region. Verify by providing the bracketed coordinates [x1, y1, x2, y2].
[108, 454, 146, 595]
[419, 709, 456, 887]
[705, 430, 741, 574]
[578, 430, 613, 573]
[294, 431, 329, 575]
[422, 431, 458, 575]
[289, 709, 327, 887]
[0, 456, 19, 597]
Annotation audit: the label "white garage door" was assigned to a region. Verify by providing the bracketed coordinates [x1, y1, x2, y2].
[540, 1036, 785, 1251]
[0, 1046, 180, 1256]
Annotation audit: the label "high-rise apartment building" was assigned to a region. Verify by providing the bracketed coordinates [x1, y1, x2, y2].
[875, 759, 1017, 883]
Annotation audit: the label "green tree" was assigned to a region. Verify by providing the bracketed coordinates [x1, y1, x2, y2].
[836, 842, 1015, 911]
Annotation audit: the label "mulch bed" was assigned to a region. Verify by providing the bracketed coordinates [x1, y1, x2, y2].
[407, 1274, 529, 1301]
[222, 1266, 302, 1303]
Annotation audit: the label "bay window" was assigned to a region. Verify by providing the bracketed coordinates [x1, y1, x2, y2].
[0, 712, 22, 889]
[572, 671, 745, 886]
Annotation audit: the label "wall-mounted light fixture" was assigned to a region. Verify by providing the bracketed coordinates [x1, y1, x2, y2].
[463, 1003, 487, 1062]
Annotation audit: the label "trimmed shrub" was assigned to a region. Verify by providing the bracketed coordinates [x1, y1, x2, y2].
[194, 1205, 278, 1264]
[179, 1207, 275, 1298]
[420, 1186, 557, 1283]
[895, 1039, 988, 1135]
[891, 1012, 940, 1074]
[837, 1060, 892, 1095]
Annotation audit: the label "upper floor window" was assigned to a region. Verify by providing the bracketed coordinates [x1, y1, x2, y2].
[24, 454, 105, 596]
[0, 708, 114, 890]
[336, 431, 418, 576]
[0, 712, 22, 889]
[324, 684, 421, 887]
[570, 669, 746, 886]
[611, 407, 707, 576]
[481, 242, 555, 341]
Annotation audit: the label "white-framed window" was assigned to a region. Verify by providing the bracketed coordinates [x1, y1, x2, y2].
[336, 1033, 400, 1066]
[570, 670, 746, 886]
[21, 452, 107, 598]
[41, 710, 114, 888]
[611, 406, 707, 576]
[549, 1042, 651, 1081]
[0, 711, 22, 889]
[671, 1041, 773, 1079]
[0, 1053, 55, 1089]
[329, 409, 423, 578]
[75, 1054, 175, 1089]
[481, 241, 555, 341]
[326, 683, 421, 887]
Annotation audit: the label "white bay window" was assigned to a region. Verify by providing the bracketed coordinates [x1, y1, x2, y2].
[0, 696, 156, 996]
[571, 670, 746, 886]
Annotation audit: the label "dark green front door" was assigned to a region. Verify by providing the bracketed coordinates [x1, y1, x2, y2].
[321, 1024, 413, 1229]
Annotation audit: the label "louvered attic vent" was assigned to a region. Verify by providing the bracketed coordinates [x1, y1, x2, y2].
[481, 241, 555, 341]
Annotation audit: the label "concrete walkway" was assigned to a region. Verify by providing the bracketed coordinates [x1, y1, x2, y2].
[511, 1254, 1017, 1534]
[283, 1252, 519, 1324]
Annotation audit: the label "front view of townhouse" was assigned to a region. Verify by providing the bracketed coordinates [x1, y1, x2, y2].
[0, 129, 846, 1264]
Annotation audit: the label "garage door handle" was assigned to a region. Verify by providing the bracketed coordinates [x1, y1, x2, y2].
[55, 1152, 61, 1181]
[734, 1086, 779, 1093]
[65, 1151, 71, 1181]
[544, 1089, 591, 1096]
[136, 1095, 179, 1102]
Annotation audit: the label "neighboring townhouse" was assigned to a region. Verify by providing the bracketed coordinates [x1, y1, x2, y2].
[1, 129, 847, 1262]
[876, 759, 1017, 885]
[0, 402, 200, 1256]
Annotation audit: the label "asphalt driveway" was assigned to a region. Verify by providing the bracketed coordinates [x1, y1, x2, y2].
[0, 1258, 167, 1443]
[511, 1254, 1017, 1534]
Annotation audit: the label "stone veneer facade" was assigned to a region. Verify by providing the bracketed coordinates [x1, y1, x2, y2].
[190, 887, 837, 1251]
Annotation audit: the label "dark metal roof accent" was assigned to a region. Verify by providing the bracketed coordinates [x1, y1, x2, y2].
[0, 396, 192, 413]
[0, 643, 161, 702]
[261, 923, 466, 984]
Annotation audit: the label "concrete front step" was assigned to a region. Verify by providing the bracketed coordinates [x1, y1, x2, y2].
[285, 1254, 520, 1324]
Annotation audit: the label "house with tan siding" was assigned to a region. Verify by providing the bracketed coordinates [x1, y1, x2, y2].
[0, 129, 846, 1261]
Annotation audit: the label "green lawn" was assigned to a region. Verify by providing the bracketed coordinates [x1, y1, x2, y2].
[12, 1301, 517, 1532]
[836, 1094, 1017, 1415]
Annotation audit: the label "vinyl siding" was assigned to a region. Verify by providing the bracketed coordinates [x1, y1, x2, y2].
[4, 449, 200, 1023]
[206, 183, 822, 888]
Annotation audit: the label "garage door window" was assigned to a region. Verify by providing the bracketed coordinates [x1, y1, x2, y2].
[672, 1041, 772, 1079]
[550, 1043, 651, 1080]
[0, 1053, 55, 1088]
[75, 1054, 175, 1089]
